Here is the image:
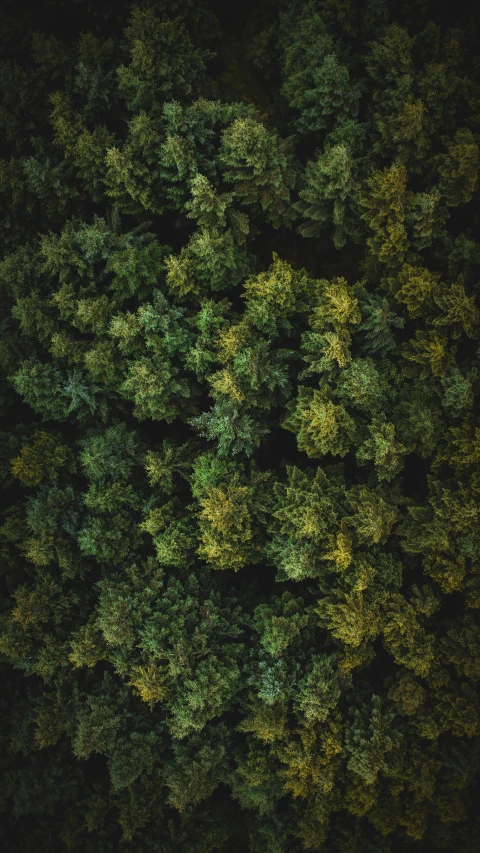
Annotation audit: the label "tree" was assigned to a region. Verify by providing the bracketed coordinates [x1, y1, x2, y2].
[282, 385, 356, 459]
[436, 128, 479, 207]
[279, 5, 361, 137]
[191, 453, 273, 572]
[360, 164, 409, 269]
[296, 144, 362, 248]
[219, 117, 297, 229]
[116, 5, 214, 114]
[2, 1, 480, 850]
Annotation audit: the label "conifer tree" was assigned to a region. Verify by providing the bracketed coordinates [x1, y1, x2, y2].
[1, 1, 480, 851]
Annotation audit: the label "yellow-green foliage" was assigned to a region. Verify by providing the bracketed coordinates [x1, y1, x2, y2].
[11, 431, 76, 486]
[1, 1, 480, 851]
[197, 478, 257, 571]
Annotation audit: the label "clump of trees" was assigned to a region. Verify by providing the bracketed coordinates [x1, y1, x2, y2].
[1, 0, 480, 851]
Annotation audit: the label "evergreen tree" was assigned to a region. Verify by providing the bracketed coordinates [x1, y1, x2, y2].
[1, 1, 480, 851]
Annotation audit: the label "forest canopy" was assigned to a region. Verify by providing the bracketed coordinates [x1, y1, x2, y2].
[0, 0, 480, 851]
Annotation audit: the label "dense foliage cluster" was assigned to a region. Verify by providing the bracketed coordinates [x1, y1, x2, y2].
[1, 0, 480, 850]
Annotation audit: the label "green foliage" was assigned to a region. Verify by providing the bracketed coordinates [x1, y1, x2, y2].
[11, 430, 76, 486]
[436, 128, 479, 207]
[357, 292, 405, 354]
[360, 164, 409, 268]
[1, 1, 480, 851]
[165, 226, 253, 298]
[9, 359, 101, 422]
[219, 118, 297, 228]
[296, 144, 362, 248]
[104, 111, 167, 215]
[280, 5, 361, 137]
[266, 463, 347, 581]
[253, 591, 312, 657]
[191, 453, 273, 571]
[242, 253, 313, 335]
[282, 385, 356, 458]
[344, 694, 398, 785]
[116, 5, 214, 113]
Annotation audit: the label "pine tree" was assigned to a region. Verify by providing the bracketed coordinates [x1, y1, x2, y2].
[1, 1, 480, 850]
[296, 144, 362, 248]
